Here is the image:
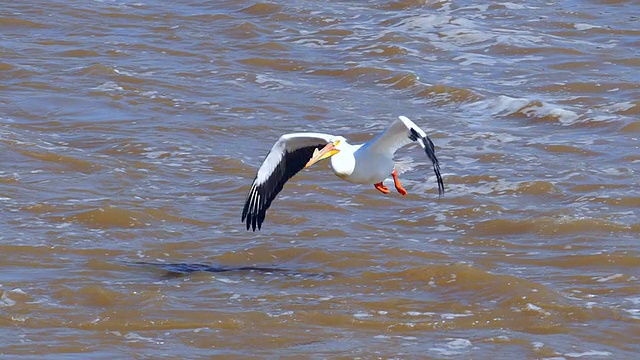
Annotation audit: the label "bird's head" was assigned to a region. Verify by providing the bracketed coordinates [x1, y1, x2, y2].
[305, 136, 346, 168]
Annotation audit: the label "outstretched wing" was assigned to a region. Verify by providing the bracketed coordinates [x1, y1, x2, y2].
[366, 116, 444, 196]
[242, 132, 334, 231]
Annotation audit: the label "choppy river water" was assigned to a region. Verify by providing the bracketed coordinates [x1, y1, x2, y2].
[1, 0, 639, 358]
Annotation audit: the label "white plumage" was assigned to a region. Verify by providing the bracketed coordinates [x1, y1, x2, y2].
[242, 116, 444, 231]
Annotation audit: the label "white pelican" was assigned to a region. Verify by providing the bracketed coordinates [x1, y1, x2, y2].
[242, 116, 444, 231]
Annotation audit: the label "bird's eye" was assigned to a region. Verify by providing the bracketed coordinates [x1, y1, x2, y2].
[334, 140, 341, 146]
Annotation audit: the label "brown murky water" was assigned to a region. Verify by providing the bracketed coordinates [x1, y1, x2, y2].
[1, 0, 639, 358]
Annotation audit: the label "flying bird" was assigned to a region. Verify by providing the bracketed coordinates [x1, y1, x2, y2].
[242, 116, 444, 231]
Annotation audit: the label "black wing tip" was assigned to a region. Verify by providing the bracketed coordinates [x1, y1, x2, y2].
[434, 161, 445, 197]
[420, 134, 445, 197]
[247, 210, 263, 232]
[242, 186, 264, 232]
[242, 190, 271, 232]
[242, 213, 261, 231]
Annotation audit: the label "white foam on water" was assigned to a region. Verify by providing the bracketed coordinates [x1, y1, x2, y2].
[267, 311, 294, 318]
[123, 332, 160, 344]
[404, 311, 436, 316]
[527, 303, 542, 311]
[92, 81, 124, 92]
[626, 297, 640, 305]
[624, 308, 640, 320]
[526, 303, 551, 315]
[600, 101, 636, 113]
[455, 53, 498, 66]
[435, 224, 455, 232]
[255, 74, 296, 90]
[503, 2, 526, 10]
[430, 338, 473, 356]
[292, 38, 329, 48]
[0, 291, 16, 308]
[574, 23, 599, 30]
[469, 95, 530, 115]
[466, 95, 582, 125]
[521, 102, 581, 125]
[215, 277, 240, 284]
[353, 312, 373, 319]
[564, 350, 612, 358]
[447, 338, 472, 349]
[594, 274, 624, 282]
[440, 312, 472, 319]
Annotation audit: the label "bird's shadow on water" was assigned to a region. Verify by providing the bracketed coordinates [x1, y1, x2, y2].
[120, 260, 334, 280]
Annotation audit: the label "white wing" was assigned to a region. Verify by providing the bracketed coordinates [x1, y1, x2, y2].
[365, 116, 444, 195]
[242, 132, 334, 231]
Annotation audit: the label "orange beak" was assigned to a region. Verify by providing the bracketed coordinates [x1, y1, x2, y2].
[305, 143, 340, 168]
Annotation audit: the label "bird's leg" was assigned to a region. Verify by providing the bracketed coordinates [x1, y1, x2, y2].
[392, 169, 408, 196]
[374, 182, 390, 194]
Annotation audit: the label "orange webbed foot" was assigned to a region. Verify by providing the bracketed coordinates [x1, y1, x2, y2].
[374, 182, 390, 194]
[392, 169, 408, 196]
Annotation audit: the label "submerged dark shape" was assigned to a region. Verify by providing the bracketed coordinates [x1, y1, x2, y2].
[130, 261, 290, 277]
[121, 261, 335, 280]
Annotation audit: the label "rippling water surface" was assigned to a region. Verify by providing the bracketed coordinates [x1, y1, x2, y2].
[1, 0, 639, 358]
